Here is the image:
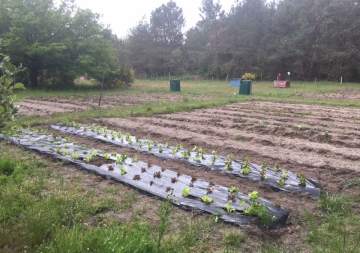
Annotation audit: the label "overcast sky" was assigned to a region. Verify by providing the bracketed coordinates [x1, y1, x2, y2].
[71, 0, 237, 38]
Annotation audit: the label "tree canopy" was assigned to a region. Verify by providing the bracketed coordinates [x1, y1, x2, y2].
[126, 0, 360, 82]
[0, 0, 117, 87]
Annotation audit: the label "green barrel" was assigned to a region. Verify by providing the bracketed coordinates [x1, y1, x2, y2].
[170, 79, 181, 92]
[239, 80, 252, 95]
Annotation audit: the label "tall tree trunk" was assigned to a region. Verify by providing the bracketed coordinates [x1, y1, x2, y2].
[29, 67, 39, 88]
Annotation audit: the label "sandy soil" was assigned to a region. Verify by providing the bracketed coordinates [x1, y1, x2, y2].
[16, 93, 210, 116]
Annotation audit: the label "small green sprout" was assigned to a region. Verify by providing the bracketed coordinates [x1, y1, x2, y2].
[71, 153, 78, 159]
[228, 186, 239, 193]
[224, 202, 236, 213]
[119, 166, 126, 175]
[158, 145, 163, 153]
[274, 163, 281, 172]
[182, 187, 190, 197]
[259, 120, 266, 126]
[84, 154, 93, 162]
[132, 155, 138, 162]
[241, 166, 251, 175]
[299, 176, 306, 186]
[201, 195, 213, 204]
[277, 178, 285, 186]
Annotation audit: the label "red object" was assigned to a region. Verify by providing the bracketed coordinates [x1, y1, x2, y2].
[278, 73, 281, 77]
[274, 80, 290, 88]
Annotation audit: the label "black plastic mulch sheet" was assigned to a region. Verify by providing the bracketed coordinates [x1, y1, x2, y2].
[1, 128, 289, 229]
[52, 123, 321, 197]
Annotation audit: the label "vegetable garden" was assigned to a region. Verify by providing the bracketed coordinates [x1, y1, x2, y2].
[3, 84, 360, 252]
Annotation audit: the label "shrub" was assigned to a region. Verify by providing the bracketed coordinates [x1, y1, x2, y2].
[241, 72, 256, 80]
[0, 54, 25, 131]
[105, 64, 135, 88]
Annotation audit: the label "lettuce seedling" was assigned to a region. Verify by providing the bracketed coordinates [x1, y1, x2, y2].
[241, 166, 251, 175]
[132, 155, 138, 162]
[71, 153, 78, 159]
[260, 171, 268, 180]
[103, 153, 111, 159]
[158, 145, 163, 153]
[224, 160, 232, 170]
[181, 150, 189, 159]
[274, 163, 281, 172]
[229, 186, 239, 193]
[137, 140, 142, 148]
[201, 195, 213, 204]
[224, 202, 235, 213]
[84, 154, 93, 162]
[242, 190, 276, 226]
[193, 153, 201, 162]
[299, 176, 306, 186]
[277, 178, 285, 186]
[120, 166, 126, 175]
[182, 187, 190, 197]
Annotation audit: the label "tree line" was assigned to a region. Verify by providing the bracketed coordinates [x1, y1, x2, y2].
[1, 0, 359, 88]
[125, 0, 360, 82]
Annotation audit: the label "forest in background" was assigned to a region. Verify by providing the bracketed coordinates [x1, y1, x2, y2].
[1, 0, 359, 87]
[124, 0, 360, 82]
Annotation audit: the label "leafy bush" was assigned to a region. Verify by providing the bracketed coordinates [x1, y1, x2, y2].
[241, 72, 256, 80]
[0, 54, 25, 131]
[105, 64, 135, 88]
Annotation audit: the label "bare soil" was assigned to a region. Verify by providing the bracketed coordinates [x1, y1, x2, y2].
[17, 93, 210, 116]
[27, 100, 360, 252]
[296, 87, 360, 100]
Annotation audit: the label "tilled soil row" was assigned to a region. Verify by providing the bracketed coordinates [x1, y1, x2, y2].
[296, 87, 360, 100]
[80, 101, 360, 198]
[17, 93, 211, 116]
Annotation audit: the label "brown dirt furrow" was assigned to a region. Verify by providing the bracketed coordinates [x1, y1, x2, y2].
[128, 116, 360, 161]
[194, 106, 360, 134]
[92, 117, 358, 194]
[18, 101, 80, 115]
[16, 93, 213, 116]
[240, 100, 360, 114]
[154, 111, 360, 149]
[295, 87, 360, 100]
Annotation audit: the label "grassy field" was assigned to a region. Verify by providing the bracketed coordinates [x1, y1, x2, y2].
[2, 79, 360, 252]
